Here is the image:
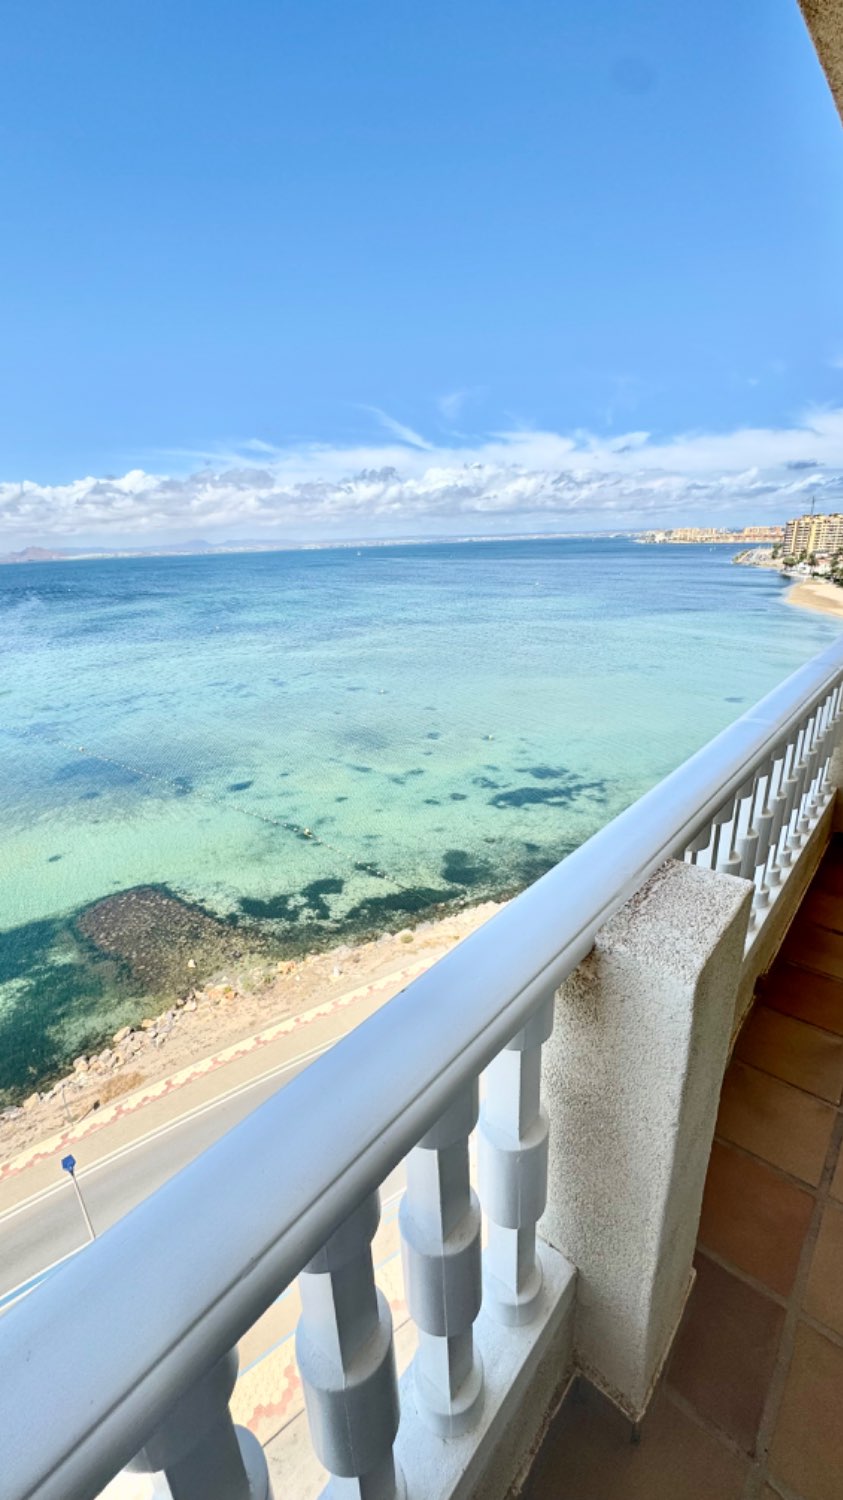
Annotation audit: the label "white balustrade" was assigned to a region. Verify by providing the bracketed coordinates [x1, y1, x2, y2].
[399, 1082, 484, 1436]
[6, 639, 843, 1500]
[682, 677, 843, 940]
[296, 1192, 403, 1500]
[127, 1348, 271, 1500]
[478, 995, 553, 1326]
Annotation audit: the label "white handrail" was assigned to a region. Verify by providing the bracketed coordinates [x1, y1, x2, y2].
[3, 635, 843, 1500]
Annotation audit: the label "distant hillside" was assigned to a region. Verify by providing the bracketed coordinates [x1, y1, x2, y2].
[0, 546, 70, 563]
[0, 531, 638, 565]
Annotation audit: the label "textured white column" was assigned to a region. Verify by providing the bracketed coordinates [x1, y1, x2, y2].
[478, 996, 553, 1326]
[540, 859, 752, 1422]
[128, 1348, 270, 1500]
[400, 1083, 483, 1436]
[296, 1193, 403, 1500]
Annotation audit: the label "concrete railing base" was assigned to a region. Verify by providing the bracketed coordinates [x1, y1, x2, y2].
[395, 1243, 575, 1500]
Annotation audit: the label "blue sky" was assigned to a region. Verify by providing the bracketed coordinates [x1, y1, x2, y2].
[1, 0, 842, 545]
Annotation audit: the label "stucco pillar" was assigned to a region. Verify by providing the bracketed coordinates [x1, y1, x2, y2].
[539, 859, 752, 1421]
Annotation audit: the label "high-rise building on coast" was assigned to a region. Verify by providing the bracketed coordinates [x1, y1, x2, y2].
[638, 524, 784, 544]
[783, 512, 843, 555]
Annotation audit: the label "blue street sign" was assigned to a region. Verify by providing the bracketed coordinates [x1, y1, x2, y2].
[61, 1154, 76, 1174]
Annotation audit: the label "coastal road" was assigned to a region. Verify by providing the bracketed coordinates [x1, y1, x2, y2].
[0, 1039, 403, 1306]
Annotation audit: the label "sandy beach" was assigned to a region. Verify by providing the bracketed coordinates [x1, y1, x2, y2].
[786, 577, 843, 619]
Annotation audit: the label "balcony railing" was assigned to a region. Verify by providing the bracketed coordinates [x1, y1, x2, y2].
[3, 636, 843, 1500]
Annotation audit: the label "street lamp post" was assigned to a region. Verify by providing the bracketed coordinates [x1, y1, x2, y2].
[60, 1154, 95, 1242]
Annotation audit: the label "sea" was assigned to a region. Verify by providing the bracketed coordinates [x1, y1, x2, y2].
[1, 538, 839, 1101]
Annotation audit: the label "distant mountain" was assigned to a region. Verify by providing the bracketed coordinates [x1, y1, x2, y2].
[0, 530, 640, 566]
[0, 546, 71, 563]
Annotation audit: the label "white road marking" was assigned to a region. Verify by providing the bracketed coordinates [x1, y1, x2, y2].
[0, 1037, 335, 1228]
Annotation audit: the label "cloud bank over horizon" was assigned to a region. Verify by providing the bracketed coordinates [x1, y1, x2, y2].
[3, 407, 843, 549]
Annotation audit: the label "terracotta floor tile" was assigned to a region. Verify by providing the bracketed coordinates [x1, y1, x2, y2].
[769, 1323, 843, 1500]
[801, 886, 843, 934]
[667, 1253, 784, 1453]
[813, 853, 843, 899]
[761, 964, 843, 1037]
[523, 1381, 748, 1500]
[782, 921, 843, 981]
[699, 1140, 814, 1296]
[831, 1146, 843, 1204]
[734, 1007, 843, 1103]
[716, 1062, 836, 1186]
[804, 1201, 843, 1337]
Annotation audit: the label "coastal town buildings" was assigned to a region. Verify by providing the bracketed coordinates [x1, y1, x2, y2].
[783, 512, 843, 556]
[639, 525, 785, 544]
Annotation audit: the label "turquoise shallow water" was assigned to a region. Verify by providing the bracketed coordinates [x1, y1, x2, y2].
[1, 539, 840, 1100]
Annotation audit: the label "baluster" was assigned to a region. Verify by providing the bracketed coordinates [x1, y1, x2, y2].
[684, 821, 715, 868]
[792, 708, 822, 852]
[297, 1193, 404, 1500]
[796, 705, 822, 840]
[714, 779, 754, 878]
[736, 772, 763, 880]
[128, 1348, 271, 1500]
[817, 687, 840, 797]
[753, 746, 786, 913]
[766, 738, 796, 888]
[700, 802, 731, 875]
[816, 687, 840, 798]
[775, 726, 806, 872]
[811, 691, 836, 812]
[813, 688, 839, 809]
[400, 1082, 483, 1436]
[478, 996, 553, 1326]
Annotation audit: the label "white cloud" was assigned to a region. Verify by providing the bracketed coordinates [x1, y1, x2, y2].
[437, 390, 470, 422]
[3, 407, 843, 549]
[357, 406, 433, 451]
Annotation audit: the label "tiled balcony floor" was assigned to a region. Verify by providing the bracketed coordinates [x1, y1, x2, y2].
[524, 839, 843, 1500]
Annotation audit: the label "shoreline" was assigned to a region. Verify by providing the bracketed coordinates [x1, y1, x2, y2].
[0, 899, 503, 1168]
[5, 558, 841, 1166]
[733, 550, 843, 621]
[785, 577, 843, 620]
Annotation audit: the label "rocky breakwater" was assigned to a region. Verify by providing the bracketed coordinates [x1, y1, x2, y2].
[732, 547, 784, 570]
[1, 967, 280, 1132]
[0, 900, 503, 1168]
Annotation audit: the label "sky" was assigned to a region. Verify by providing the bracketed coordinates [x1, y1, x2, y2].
[1, 0, 843, 547]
